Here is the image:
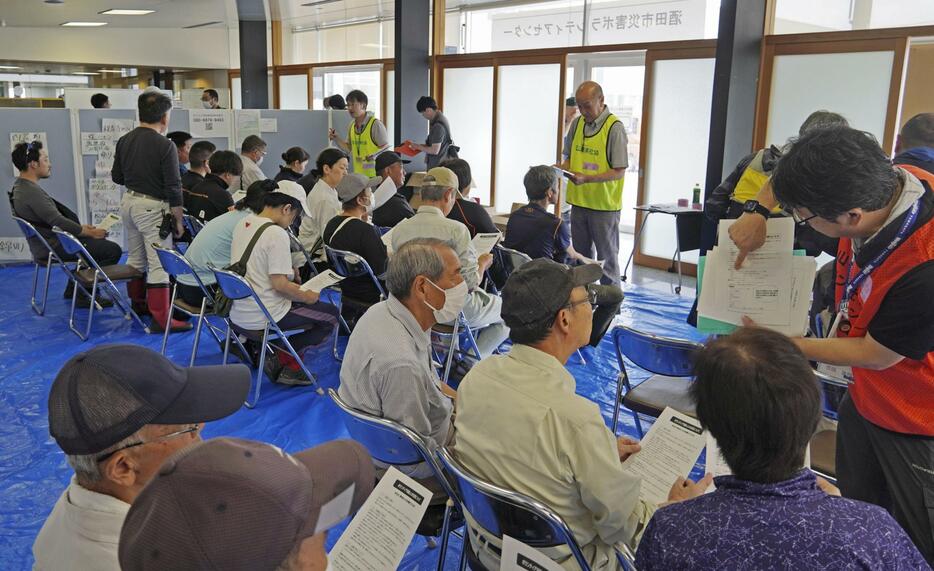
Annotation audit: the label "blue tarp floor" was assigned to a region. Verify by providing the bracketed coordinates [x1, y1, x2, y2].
[0, 262, 705, 570]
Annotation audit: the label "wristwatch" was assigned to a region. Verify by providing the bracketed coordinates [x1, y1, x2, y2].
[742, 200, 771, 219]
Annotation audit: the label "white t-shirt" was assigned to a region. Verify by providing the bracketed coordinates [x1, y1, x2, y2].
[229, 214, 294, 329]
[298, 178, 341, 255]
[33, 477, 129, 571]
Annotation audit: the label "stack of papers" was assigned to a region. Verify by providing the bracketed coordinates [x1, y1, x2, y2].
[471, 232, 501, 255]
[697, 218, 815, 336]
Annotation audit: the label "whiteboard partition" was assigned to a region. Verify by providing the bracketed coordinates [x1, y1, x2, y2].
[765, 51, 894, 149]
[254, 110, 353, 180]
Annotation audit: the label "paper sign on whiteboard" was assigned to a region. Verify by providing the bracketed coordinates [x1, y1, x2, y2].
[235, 110, 261, 144]
[260, 117, 278, 133]
[189, 109, 230, 138]
[81, 132, 117, 155]
[88, 178, 124, 245]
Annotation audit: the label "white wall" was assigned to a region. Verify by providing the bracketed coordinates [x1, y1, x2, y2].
[0, 27, 234, 69]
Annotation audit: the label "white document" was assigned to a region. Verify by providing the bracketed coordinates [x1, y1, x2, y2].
[260, 117, 278, 133]
[372, 176, 397, 210]
[189, 109, 230, 138]
[622, 407, 706, 506]
[236, 110, 261, 144]
[300, 269, 344, 292]
[328, 467, 431, 571]
[230, 189, 247, 203]
[472, 232, 502, 255]
[97, 213, 121, 231]
[500, 535, 565, 571]
[88, 178, 124, 245]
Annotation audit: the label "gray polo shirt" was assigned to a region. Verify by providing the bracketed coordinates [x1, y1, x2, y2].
[562, 106, 629, 170]
[338, 295, 453, 478]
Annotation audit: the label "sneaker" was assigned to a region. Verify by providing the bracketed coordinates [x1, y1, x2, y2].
[276, 366, 314, 386]
[262, 350, 284, 382]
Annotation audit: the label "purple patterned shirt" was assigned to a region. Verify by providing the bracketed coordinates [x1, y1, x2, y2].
[635, 470, 930, 570]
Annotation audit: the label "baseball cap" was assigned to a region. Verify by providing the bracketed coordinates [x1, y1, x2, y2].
[336, 172, 381, 202]
[374, 151, 410, 173]
[119, 437, 375, 571]
[48, 344, 251, 455]
[406, 171, 428, 188]
[501, 258, 602, 328]
[272, 180, 311, 216]
[424, 166, 459, 190]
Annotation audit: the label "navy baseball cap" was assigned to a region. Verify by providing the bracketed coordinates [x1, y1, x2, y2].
[501, 259, 602, 328]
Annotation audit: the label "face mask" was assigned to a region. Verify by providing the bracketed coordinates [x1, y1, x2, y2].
[255, 155, 264, 166]
[424, 278, 468, 324]
[201, 101, 212, 109]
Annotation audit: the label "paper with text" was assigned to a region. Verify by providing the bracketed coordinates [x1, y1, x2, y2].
[328, 467, 431, 571]
[622, 407, 705, 506]
[189, 109, 230, 138]
[300, 269, 344, 292]
[260, 117, 278, 133]
[472, 232, 502, 255]
[236, 110, 261, 144]
[88, 178, 124, 245]
[97, 213, 121, 231]
[500, 535, 565, 571]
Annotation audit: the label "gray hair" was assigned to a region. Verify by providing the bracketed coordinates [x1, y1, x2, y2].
[386, 238, 451, 298]
[419, 183, 450, 202]
[798, 110, 848, 137]
[524, 165, 558, 201]
[66, 430, 143, 484]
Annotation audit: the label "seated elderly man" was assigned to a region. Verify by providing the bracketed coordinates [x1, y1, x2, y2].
[505, 165, 624, 346]
[390, 167, 508, 358]
[453, 259, 711, 570]
[635, 327, 930, 570]
[32, 344, 249, 571]
[118, 438, 374, 571]
[338, 238, 460, 491]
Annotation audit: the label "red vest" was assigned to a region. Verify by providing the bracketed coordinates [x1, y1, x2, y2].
[834, 168, 934, 435]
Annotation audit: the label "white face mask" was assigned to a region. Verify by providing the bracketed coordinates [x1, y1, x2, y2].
[424, 278, 468, 324]
[201, 100, 213, 109]
[255, 155, 264, 166]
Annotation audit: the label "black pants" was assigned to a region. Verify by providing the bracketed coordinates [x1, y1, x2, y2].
[275, 302, 340, 356]
[590, 284, 623, 347]
[837, 393, 934, 564]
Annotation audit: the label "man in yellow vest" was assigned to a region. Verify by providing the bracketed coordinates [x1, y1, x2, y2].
[328, 89, 389, 177]
[558, 81, 628, 287]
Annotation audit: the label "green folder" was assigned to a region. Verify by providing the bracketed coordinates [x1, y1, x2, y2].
[696, 250, 806, 334]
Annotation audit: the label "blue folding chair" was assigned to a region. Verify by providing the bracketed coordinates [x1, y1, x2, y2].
[11, 216, 96, 316]
[328, 388, 462, 570]
[809, 369, 851, 483]
[211, 268, 322, 408]
[431, 311, 486, 386]
[183, 214, 204, 237]
[52, 228, 149, 340]
[324, 245, 386, 360]
[436, 447, 638, 571]
[153, 245, 250, 367]
[612, 325, 703, 436]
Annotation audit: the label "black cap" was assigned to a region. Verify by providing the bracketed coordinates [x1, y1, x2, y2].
[374, 151, 410, 173]
[48, 344, 251, 455]
[501, 259, 602, 328]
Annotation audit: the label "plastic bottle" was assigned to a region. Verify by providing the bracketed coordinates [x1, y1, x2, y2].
[692, 183, 701, 205]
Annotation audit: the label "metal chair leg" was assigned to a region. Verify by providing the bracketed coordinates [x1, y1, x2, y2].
[246, 326, 271, 409]
[188, 298, 208, 367]
[160, 283, 179, 355]
[332, 294, 344, 362]
[612, 372, 625, 434]
[436, 499, 454, 571]
[576, 349, 587, 365]
[30, 255, 53, 315]
[222, 323, 232, 364]
[458, 533, 469, 571]
[441, 319, 461, 385]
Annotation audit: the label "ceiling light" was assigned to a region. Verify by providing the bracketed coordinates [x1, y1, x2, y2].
[99, 9, 155, 15]
[0, 65, 22, 70]
[73, 72, 101, 76]
[61, 21, 108, 27]
[183, 21, 222, 29]
[302, 0, 342, 6]
[98, 69, 126, 73]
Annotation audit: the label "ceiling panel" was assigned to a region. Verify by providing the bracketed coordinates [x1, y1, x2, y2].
[0, 0, 229, 28]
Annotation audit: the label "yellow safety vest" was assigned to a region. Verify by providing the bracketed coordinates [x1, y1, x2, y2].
[730, 148, 783, 214]
[348, 116, 380, 177]
[567, 114, 624, 211]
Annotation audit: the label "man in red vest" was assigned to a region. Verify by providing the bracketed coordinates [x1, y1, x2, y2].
[767, 126, 934, 564]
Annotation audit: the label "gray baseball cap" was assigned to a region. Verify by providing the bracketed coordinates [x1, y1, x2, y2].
[501, 259, 602, 328]
[336, 173, 381, 202]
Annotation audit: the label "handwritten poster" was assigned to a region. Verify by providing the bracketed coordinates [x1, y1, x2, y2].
[0, 237, 31, 261]
[10, 132, 48, 177]
[189, 109, 230, 138]
[101, 118, 135, 136]
[88, 178, 124, 245]
[81, 132, 118, 155]
[235, 109, 261, 145]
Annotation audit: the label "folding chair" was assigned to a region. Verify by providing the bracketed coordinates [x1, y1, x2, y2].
[431, 311, 485, 386]
[324, 245, 387, 360]
[290, 229, 352, 354]
[153, 245, 250, 367]
[494, 245, 586, 365]
[11, 216, 96, 316]
[212, 268, 322, 408]
[612, 325, 703, 436]
[328, 389, 464, 570]
[809, 370, 851, 483]
[183, 214, 204, 237]
[436, 447, 638, 571]
[52, 229, 150, 340]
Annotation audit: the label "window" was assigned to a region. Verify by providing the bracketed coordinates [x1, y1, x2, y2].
[772, 0, 934, 34]
[443, 66, 495, 205]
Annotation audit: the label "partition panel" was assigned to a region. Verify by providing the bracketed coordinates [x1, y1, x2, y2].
[442, 66, 495, 205]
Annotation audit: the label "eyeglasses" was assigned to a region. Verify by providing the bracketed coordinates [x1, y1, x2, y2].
[96, 425, 200, 463]
[791, 210, 819, 227]
[563, 287, 598, 311]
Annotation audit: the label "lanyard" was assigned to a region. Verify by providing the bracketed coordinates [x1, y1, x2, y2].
[840, 196, 922, 314]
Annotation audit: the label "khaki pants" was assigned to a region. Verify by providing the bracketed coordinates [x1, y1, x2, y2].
[121, 192, 173, 284]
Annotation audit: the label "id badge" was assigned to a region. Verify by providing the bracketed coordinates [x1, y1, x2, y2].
[363, 161, 376, 172]
[817, 311, 854, 383]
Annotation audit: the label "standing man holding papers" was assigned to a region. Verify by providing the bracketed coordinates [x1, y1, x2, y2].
[756, 126, 934, 564]
[328, 90, 389, 178]
[558, 81, 628, 288]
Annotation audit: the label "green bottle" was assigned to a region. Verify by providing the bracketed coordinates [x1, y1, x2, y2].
[692, 183, 701, 205]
